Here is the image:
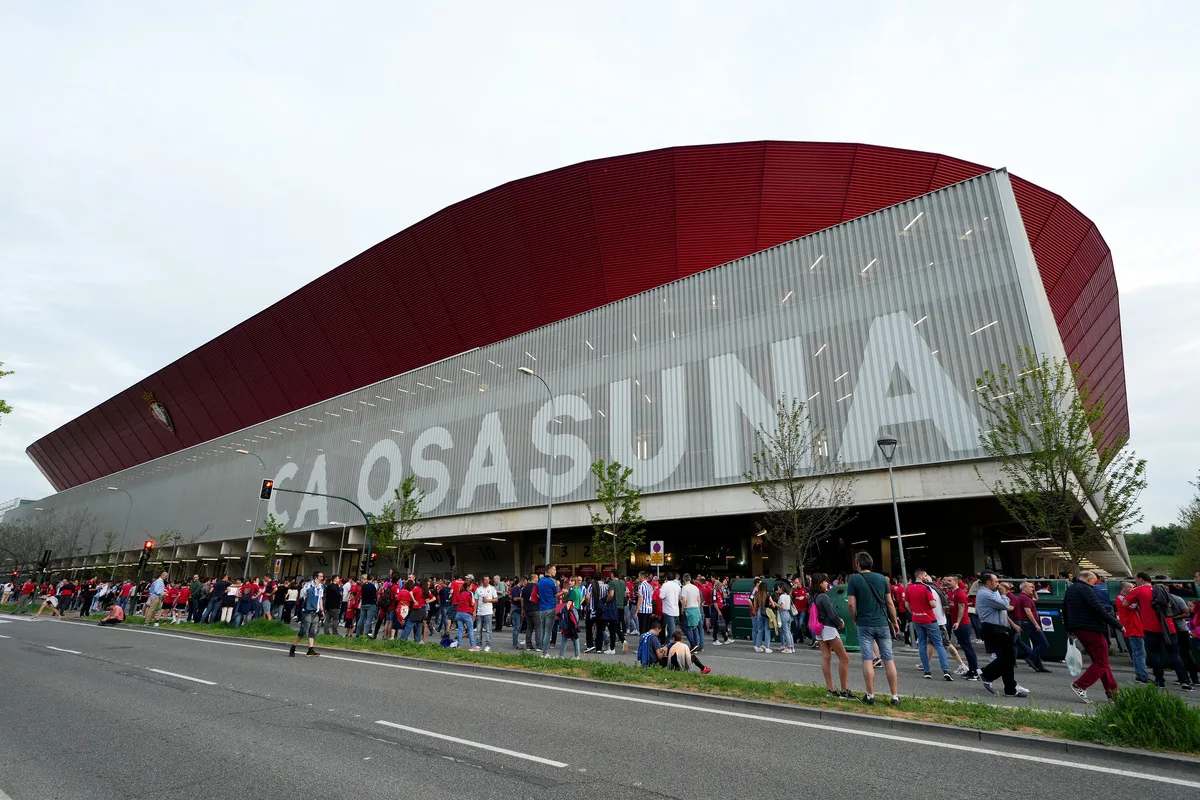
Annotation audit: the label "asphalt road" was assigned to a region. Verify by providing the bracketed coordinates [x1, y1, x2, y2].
[2, 615, 1199, 800]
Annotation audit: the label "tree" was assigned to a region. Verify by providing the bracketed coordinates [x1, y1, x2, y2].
[0, 361, 12, 425]
[744, 396, 856, 579]
[1177, 473, 1200, 577]
[587, 460, 647, 572]
[101, 530, 118, 568]
[371, 475, 425, 573]
[256, 514, 287, 574]
[1124, 524, 1182, 556]
[975, 347, 1147, 567]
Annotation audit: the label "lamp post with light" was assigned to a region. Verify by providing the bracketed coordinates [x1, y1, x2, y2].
[237, 449, 266, 581]
[106, 486, 133, 583]
[517, 367, 555, 570]
[876, 434, 908, 586]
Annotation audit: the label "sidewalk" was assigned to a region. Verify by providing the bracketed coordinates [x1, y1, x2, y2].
[486, 624, 1200, 710]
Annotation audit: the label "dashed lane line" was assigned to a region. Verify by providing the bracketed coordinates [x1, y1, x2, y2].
[375, 720, 568, 768]
[148, 668, 217, 686]
[45, 645, 81, 655]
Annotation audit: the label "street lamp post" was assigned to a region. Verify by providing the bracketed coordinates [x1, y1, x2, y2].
[237, 450, 266, 581]
[518, 367, 555, 570]
[331, 521, 347, 577]
[876, 434, 908, 586]
[106, 487, 133, 583]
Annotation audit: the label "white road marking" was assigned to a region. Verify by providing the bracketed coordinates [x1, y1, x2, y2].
[0, 786, 13, 799]
[0, 634, 11, 639]
[376, 720, 567, 768]
[45, 645, 81, 654]
[47, 620, 1200, 788]
[148, 668, 217, 686]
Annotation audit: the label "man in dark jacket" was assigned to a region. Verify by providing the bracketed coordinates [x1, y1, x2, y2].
[1064, 571, 1124, 702]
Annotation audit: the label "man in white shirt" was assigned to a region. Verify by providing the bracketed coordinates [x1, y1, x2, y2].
[143, 572, 168, 626]
[474, 575, 498, 652]
[679, 574, 704, 653]
[659, 572, 682, 641]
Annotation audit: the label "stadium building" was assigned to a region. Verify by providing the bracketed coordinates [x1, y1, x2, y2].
[8, 142, 1130, 580]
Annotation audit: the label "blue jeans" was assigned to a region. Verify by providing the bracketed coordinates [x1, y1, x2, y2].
[355, 604, 378, 637]
[455, 612, 476, 648]
[511, 609, 523, 648]
[203, 596, 223, 623]
[1017, 620, 1048, 669]
[685, 622, 703, 650]
[1128, 635, 1148, 680]
[857, 624, 894, 662]
[753, 610, 770, 649]
[953, 624, 980, 674]
[476, 614, 493, 649]
[778, 610, 793, 648]
[232, 610, 251, 629]
[664, 614, 678, 642]
[915, 621, 949, 673]
[559, 630, 579, 657]
[539, 609, 556, 655]
[401, 616, 424, 643]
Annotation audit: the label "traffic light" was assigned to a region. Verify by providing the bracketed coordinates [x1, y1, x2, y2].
[144, 540, 155, 551]
[260, 479, 274, 500]
[368, 552, 377, 570]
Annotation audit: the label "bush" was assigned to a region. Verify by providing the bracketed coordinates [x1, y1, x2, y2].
[1075, 682, 1200, 752]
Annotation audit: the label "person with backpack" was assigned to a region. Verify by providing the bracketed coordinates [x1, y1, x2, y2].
[1124, 573, 1193, 691]
[289, 571, 325, 658]
[556, 590, 581, 659]
[812, 572, 854, 699]
[904, 570, 953, 681]
[637, 619, 669, 667]
[1063, 570, 1125, 702]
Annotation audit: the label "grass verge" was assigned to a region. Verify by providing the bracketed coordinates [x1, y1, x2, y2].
[7, 608, 1200, 756]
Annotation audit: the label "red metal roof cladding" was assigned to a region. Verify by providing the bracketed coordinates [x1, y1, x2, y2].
[28, 141, 1127, 491]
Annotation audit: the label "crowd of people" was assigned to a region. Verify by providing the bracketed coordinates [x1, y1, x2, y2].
[5, 558, 1199, 705]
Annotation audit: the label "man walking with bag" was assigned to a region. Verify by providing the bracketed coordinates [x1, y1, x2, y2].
[289, 571, 325, 658]
[1063, 570, 1124, 702]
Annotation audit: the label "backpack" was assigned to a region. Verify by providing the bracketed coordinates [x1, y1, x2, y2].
[378, 585, 395, 611]
[808, 599, 825, 637]
[303, 584, 321, 614]
[636, 633, 655, 666]
[1152, 585, 1189, 619]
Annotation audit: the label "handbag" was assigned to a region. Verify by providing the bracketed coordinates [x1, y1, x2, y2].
[1065, 637, 1084, 677]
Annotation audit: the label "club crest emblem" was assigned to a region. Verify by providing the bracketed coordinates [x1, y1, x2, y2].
[142, 391, 175, 434]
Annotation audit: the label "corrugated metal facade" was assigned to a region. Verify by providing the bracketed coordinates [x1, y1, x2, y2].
[15, 172, 1056, 554]
[26, 142, 1126, 491]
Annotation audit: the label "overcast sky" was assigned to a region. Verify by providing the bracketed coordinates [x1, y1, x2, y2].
[1, 2, 1197, 528]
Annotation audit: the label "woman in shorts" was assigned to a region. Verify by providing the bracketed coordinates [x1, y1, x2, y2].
[34, 591, 62, 618]
[812, 573, 854, 699]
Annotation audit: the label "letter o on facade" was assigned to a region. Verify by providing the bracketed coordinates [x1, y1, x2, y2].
[357, 438, 404, 514]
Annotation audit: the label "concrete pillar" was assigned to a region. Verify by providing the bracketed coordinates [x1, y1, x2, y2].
[970, 526, 986, 574]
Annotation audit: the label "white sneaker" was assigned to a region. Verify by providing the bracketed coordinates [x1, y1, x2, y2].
[605, 648, 616, 655]
[955, 664, 969, 675]
[484, 646, 491, 652]
[712, 640, 723, 646]
[763, 647, 773, 654]
[754, 646, 764, 653]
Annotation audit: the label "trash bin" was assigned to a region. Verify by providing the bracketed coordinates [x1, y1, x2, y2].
[729, 578, 755, 640]
[1024, 579, 1069, 662]
[827, 582, 859, 652]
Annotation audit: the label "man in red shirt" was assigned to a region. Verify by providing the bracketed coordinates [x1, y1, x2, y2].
[904, 570, 952, 680]
[1116, 580, 1148, 682]
[891, 577, 910, 647]
[16, 579, 36, 614]
[1125, 573, 1191, 689]
[947, 575, 980, 680]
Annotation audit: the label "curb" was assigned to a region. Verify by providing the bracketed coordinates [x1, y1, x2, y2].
[18, 615, 1200, 770]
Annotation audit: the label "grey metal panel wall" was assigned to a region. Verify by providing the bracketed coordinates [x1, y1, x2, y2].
[14, 171, 1044, 552]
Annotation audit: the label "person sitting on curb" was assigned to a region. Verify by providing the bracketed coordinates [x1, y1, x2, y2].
[98, 601, 125, 626]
